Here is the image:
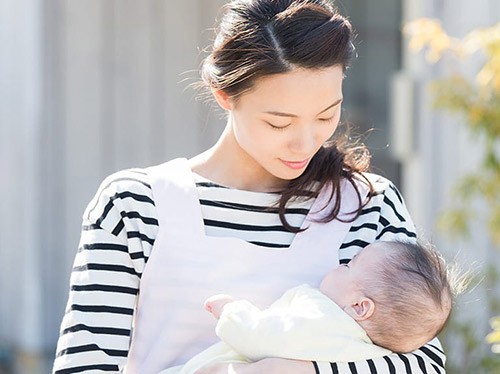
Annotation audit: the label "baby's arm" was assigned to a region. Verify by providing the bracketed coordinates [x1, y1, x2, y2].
[212, 299, 285, 361]
[204, 287, 332, 362]
[202, 290, 300, 361]
[204, 294, 234, 319]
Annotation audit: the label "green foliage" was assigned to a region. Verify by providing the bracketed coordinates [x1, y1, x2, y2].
[405, 19, 500, 362]
[487, 316, 500, 354]
[440, 266, 500, 373]
[431, 72, 500, 244]
[405, 20, 500, 246]
[442, 319, 500, 374]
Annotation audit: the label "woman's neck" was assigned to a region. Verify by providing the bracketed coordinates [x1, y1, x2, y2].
[189, 124, 287, 192]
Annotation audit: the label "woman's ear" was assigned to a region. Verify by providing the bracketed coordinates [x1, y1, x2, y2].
[212, 89, 232, 111]
[344, 297, 375, 321]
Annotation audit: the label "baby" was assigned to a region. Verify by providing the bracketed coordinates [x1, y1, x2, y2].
[162, 240, 457, 373]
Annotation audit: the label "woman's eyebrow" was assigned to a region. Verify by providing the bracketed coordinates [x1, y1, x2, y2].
[317, 98, 343, 115]
[263, 98, 343, 118]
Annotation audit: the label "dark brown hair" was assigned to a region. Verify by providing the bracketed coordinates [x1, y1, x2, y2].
[202, 0, 372, 229]
[362, 241, 466, 353]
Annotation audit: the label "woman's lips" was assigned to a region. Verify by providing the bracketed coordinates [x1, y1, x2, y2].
[280, 158, 309, 170]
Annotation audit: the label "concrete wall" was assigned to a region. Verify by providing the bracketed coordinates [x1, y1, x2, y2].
[1, 1, 226, 371]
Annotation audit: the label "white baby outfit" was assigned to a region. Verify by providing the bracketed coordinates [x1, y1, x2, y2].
[161, 284, 391, 374]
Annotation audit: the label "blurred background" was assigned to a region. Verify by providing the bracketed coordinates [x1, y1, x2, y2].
[0, 0, 499, 373]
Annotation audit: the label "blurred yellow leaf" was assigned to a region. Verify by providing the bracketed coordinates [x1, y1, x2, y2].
[487, 332, 500, 344]
[487, 317, 500, 353]
[403, 18, 462, 61]
[491, 317, 500, 330]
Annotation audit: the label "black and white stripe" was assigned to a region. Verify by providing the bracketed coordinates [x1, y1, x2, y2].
[195, 175, 312, 247]
[53, 169, 445, 374]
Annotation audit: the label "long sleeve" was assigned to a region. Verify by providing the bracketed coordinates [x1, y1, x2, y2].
[52, 169, 158, 374]
[315, 174, 447, 374]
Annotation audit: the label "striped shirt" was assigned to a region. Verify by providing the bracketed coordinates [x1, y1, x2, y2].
[53, 168, 446, 374]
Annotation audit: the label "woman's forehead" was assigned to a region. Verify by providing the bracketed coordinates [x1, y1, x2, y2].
[239, 66, 344, 112]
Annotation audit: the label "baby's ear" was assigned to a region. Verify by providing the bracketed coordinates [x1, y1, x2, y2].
[344, 297, 375, 321]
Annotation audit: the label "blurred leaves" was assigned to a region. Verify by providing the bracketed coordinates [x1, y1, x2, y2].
[437, 265, 500, 372]
[404, 19, 500, 247]
[405, 19, 500, 357]
[405, 19, 461, 62]
[404, 19, 500, 90]
[487, 317, 500, 354]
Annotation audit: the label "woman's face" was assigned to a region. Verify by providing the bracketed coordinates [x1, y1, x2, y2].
[221, 66, 344, 188]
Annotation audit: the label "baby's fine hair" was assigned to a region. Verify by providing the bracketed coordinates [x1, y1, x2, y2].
[362, 240, 465, 353]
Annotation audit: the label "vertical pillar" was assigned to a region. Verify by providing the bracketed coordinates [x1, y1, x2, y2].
[0, 0, 44, 371]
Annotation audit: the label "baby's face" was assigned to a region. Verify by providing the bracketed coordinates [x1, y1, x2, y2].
[319, 242, 387, 309]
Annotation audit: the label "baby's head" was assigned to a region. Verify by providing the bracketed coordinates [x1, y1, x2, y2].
[320, 240, 455, 353]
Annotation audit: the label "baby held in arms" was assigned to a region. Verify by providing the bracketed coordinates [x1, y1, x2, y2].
[162, 241, 460, 374]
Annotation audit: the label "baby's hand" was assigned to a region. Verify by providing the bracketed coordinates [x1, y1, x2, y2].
[204, 294, 234, 319]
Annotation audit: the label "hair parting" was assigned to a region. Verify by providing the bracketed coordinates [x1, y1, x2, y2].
[200, 0, 372, 229]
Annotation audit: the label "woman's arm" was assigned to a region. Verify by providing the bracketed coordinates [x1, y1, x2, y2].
[316, 338, 446, 373]
[52, 170, 157, 373]
[194, 342, 446, 374]
[194, 358, 315, 374]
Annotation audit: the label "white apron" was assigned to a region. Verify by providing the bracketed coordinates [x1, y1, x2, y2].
[125, 158, 366, 373]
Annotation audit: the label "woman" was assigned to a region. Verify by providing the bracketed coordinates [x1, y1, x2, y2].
[53, 0, 446, 373]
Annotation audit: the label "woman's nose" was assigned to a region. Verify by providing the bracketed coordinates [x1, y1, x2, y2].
[288, 124, 316, 154]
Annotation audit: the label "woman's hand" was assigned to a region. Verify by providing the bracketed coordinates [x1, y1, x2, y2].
[193, 358, 315, 374]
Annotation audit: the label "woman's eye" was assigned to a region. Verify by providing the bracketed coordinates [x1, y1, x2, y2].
[318, 116, 335, 123]
[266, 121, 290, 131]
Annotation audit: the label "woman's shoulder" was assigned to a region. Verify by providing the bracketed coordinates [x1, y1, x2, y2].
[357, 171, 416, 232]
[339, 172, 416, 260]
[352, 171, 412, 224]
[100, 167, 153, 190]
[356, 172, 399, 195]
[83, 167, 156, 223]
[352, 171, 406, 208]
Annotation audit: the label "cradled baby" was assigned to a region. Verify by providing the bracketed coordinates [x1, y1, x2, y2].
[162, 240, 460, 374]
